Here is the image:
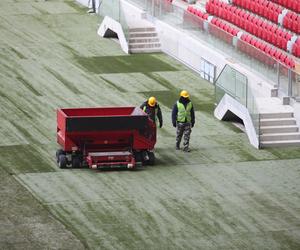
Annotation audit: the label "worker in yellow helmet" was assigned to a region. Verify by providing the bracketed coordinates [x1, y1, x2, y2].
[172, 90, 195, 152]
[140, 96, 163, 128]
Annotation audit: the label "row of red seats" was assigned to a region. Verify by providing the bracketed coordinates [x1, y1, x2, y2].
[238, 38, 278, 68]
[187, 6, 209, 20]
[283, 11, 300, 34]
[187, 7, 236, 44]
[233, 0, 300, 34]
[206, 0, 293, 51]
[210, 18, 240, 36]
[240, 34, 295, 68]
[270, 0, 300, 13]
[292, 38, 300, 57]
[185, 5, 296, 69]
[185, 6, 208, 31]
[232, 0, 282, 23]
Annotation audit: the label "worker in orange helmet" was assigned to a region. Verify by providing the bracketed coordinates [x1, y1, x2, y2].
[172, 90, 195, 152]
[140, 96, 163, 128]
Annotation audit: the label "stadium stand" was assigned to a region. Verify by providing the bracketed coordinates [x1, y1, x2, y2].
[232, 0, 300, 34]
[205, 0, 294, 51]
[232, 0, 283, 23]
[186, 5, 296, 69]
[293, 37, 300, 57]
[269, 0, 300, 14]
[283, 11, 300, 34]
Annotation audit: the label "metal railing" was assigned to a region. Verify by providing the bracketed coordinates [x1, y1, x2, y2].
[125, 0, 300, 99]
[215, 65, 260, 143]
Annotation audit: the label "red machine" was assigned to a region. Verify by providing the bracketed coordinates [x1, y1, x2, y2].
[56, 107, 156, 170]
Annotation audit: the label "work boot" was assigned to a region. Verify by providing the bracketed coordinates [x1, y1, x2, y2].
[183, 147, 191, 152]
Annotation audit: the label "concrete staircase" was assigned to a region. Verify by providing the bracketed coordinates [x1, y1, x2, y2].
[260, 112, 300, 147]
[128, 27, 161, 53]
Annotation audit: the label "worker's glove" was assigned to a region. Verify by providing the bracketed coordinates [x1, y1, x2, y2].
[159, 123, 163, 128]
[173, 123, 176, 128]
[192, 123, 195, 128]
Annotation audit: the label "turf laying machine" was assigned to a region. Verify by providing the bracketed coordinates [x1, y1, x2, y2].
[56, 107, 156, 170]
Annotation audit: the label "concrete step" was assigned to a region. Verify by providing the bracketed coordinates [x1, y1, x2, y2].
[260, 112, 294, 119]
[260, 140, 300, 147]
[129, 32, 158, 38]
[260, 125, 299, 134]
[260, 132, 300, 141]
[260, 118, 297, 127]
[129, 27, 156, 32]
[129, 43, 161, 49]
[129, 48, 162, 54]
[129, 37, 160, 43]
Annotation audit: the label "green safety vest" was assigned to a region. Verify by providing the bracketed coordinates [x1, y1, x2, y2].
[143, 105, 158, 123]
[177, 101, 192, 123]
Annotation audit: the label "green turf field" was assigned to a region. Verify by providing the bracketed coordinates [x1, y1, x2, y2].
[1, 0, 300, 249]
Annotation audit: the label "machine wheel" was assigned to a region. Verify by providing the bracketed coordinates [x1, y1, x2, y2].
[56, 149, 65, 163]
[58, 154, 67, 168]
[147, 152, 155, 166]
[72, 156, 81, 168]
[134, 152, 143, 167]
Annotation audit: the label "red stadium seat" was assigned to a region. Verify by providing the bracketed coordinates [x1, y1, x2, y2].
[203, 13, 209, 20]
[245, 34, 252, 43]
[279, 53, 287, 64]
[215, 19, 221, 26]
[264, 45, 272, 54]
[211, 18, 217, 25]
[259, 42, 267, 51]
[293, 44, 300, 57]
[274, 50, 282, 59]
[240, 34, 247, 40]
[269, 48, 277, 56]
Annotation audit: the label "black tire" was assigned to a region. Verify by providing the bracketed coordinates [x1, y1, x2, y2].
[56, 149, 64, 163]
[134, 152, 143, 166]
[72, 156, 81, 168]
[58, 154, 67, 169]
[147, 151, 155, 166]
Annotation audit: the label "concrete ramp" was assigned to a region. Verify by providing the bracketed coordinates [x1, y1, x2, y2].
[98, 16, 129, 54]
[214, 94, 260, 149]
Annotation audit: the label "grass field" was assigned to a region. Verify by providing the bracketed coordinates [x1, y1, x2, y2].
[1, 0, 300, 249]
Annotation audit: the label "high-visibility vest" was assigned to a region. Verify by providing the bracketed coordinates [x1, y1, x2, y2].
[177, 101, 192, 123]
[143, 105, 158, 123]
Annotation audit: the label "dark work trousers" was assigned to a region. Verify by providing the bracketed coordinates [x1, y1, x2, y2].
[176, 122, 192, 150]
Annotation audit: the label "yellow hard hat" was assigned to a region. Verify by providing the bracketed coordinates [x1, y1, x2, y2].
[180, 90, 189, 98]
[148, 96, 156, 107]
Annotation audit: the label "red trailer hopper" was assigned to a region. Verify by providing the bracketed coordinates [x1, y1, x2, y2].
[56, 107, 156, 170]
